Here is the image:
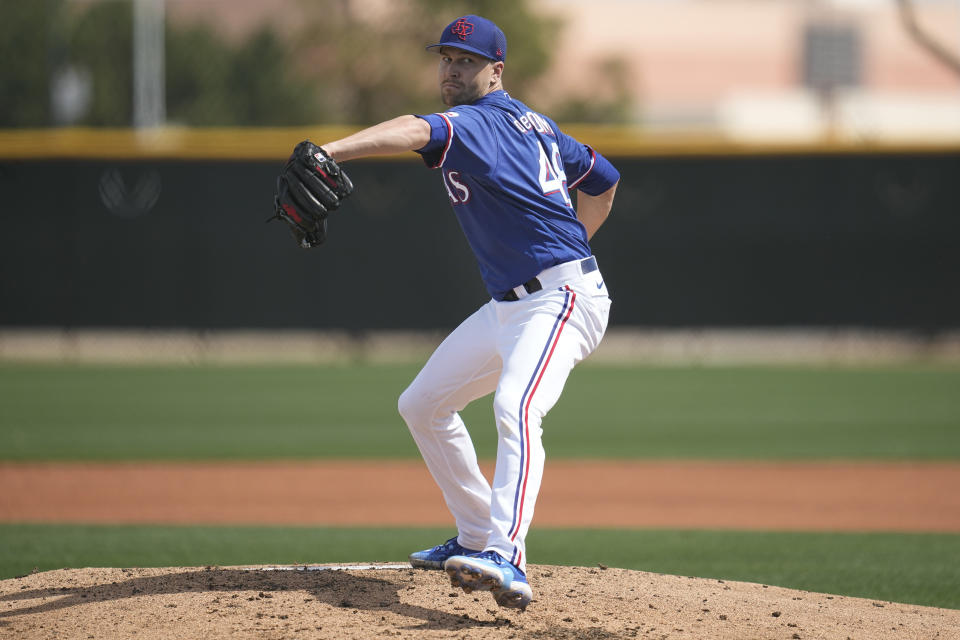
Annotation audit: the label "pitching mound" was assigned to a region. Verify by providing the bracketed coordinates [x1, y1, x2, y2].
[1, 564, 956, 639]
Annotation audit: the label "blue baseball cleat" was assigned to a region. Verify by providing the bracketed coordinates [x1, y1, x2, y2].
[444, 550, 533, 611]
[409, 536, 481, 570]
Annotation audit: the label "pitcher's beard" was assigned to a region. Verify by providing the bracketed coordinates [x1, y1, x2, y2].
[441, 84, 482, 107]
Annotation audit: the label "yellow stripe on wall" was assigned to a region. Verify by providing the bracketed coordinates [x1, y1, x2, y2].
[1, 126, 958, 160]
[0, 127, 360, 161]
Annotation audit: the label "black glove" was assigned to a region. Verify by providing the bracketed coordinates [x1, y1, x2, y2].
[270, 140, 354, 248]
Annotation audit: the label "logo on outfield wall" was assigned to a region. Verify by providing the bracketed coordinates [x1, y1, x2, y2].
[99, 168, 161, 218]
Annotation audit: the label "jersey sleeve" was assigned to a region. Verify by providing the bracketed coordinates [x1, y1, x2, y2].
[555, 128, 620, 196]
[414, 113, 453, 169]
[414, 109, 499, 174]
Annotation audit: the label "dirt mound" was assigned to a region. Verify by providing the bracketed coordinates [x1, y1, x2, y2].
[1, 564, 956, 639]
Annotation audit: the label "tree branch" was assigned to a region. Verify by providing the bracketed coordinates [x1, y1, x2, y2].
[896, 0, 960, 77]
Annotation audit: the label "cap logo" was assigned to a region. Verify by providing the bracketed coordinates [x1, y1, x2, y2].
[450, 18, 474, 41]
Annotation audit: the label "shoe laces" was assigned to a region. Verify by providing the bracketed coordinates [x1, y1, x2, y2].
[474, 550, 507, 564]
[436, 537, 460, 552]
[474, 550, 527, 578]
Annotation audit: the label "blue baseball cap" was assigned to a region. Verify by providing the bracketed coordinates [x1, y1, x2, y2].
[426, 15, 507, 62]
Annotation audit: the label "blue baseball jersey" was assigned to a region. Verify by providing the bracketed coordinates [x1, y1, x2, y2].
[415, 90, 619, 299]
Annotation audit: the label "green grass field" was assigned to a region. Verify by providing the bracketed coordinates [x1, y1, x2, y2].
[2, 363, 958, 460]
[1, 362, 958, 608]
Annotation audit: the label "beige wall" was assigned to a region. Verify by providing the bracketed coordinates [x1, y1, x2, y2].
[154, 0, 960, 138]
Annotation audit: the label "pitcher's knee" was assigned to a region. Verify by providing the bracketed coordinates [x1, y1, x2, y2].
[398, 384, 443, 430]
[397, 386, 422, 425]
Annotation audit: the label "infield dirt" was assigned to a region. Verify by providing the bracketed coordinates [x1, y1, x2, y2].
[3, 460, 959, 531]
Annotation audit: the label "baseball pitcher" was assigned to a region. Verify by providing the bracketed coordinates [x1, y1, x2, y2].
[271, 15, 619, 611]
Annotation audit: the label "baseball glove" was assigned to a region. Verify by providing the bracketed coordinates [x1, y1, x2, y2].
[270, 140, 354, 248]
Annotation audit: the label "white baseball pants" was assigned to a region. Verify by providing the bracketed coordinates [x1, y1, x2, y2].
[398, 257, 610, 572]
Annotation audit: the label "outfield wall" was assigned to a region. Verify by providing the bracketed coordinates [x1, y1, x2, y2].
[1, 134, 957, 332]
